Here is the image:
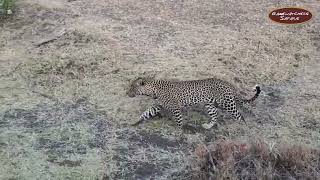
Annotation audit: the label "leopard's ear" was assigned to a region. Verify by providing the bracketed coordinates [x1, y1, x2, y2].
[130, 77, 142, 86]
[133, 77, 145, 86]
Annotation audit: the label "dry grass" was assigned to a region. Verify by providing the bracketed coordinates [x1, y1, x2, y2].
[0, 0, 319, 179]
[193, 138, 320, 179]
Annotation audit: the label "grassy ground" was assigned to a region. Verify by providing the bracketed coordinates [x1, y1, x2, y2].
[0, 0, 319, 179]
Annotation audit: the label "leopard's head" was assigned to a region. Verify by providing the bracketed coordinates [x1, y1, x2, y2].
[127, 77, 155, 98]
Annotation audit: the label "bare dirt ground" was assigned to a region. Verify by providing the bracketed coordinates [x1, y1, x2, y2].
[0, 0, 319, 179]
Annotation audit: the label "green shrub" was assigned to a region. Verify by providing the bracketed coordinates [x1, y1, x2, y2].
[0, 0, 14, 15]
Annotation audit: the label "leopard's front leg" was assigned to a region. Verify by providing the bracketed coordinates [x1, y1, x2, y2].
[131, 104, 162, 126]
[202, 102, 219, 129]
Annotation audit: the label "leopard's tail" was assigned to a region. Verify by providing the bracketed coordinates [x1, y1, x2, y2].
[237, 85, 261, 105]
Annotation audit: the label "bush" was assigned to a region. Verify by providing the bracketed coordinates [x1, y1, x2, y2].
[0, 0, 14, 15]
[193, 138, 320, 179]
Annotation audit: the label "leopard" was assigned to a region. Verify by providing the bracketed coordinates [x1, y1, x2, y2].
[126, 77, 261, 130]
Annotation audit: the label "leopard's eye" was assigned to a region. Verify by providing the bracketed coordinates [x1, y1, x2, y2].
[140, 81, 145, 86]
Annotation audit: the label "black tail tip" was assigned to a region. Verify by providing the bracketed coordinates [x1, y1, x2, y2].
[255, 85, 261, 94]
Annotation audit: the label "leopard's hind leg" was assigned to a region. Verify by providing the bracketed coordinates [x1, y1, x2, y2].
[220, 95, 246, 124]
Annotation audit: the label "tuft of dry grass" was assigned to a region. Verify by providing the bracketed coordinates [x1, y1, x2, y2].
[193, 138, 320, 179]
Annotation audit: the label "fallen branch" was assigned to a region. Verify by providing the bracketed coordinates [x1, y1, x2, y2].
[34, 29, 66, 47]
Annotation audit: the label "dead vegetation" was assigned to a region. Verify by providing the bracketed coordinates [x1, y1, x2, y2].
[193, 138, 320, 179]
